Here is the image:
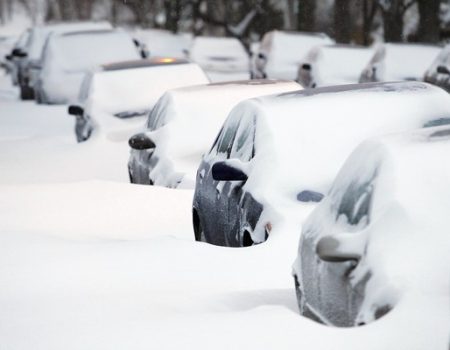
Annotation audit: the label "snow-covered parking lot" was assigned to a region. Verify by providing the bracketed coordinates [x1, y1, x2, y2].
[0, 70, 449, 350]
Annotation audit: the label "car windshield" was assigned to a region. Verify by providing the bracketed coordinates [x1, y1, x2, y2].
[51, 31, 139, 71]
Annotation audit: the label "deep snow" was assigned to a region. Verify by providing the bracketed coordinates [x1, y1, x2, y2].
[0, 70, 448, 349]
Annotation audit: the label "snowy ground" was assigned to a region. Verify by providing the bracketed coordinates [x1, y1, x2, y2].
[0, 70, 448, 349]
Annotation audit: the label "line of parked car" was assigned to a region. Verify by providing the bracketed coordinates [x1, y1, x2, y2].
[3, 23, 450, 329]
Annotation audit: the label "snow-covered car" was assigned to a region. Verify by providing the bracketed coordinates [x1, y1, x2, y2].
[252, 30, 334, 80]
[35, 29, 143, 105]
[188, 36, 250, 82]
[68, 58, 210, 142]
[424, 44, 450, 92]
[128, 79, 300, 187]
[9, 22, 112, 100]
[293, 124, 450, 327]
[192, 82, 450, 247]
[297, 44, 374, 88]
[360, 43, 441, 83]
[4, 29, 29, 87]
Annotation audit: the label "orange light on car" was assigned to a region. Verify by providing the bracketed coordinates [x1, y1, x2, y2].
[158, 58, 176, 63]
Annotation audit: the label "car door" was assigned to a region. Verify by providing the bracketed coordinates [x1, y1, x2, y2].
[194, 116, 240, 246]
[226, 114, 262, 247]
[301, 175, 375, 326]
[134, 106, 166, 184]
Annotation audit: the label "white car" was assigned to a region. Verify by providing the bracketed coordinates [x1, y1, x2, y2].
[35, 29, 142, 104]
[424, 44, 450, 92]
[10, 22, 112, 100]
[128, 79, 301, 188]
[188, 36, 250, 82]
[360, 43, 441, 83]
[192, 82, 450, 247]
[253, 30, 334, 80]
[293, 124, 450, 327]
[68, 58, 210, 142]
[297, 44, 374, 88]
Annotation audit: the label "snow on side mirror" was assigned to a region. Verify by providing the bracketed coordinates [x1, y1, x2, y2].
[129, 133, 156, 150]
[68, 105, 84, 118]
[316, 233, 365, 263]
[212, 161, 248, 182]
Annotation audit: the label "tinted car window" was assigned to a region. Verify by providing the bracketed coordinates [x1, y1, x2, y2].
[230, 116, 255, 161]
[336, 176, 376, 227]
[216, 118, 240, 156]
[146, 101, 167, 131]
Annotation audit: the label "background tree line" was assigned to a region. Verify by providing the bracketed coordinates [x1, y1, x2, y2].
[1, 0, 449, 46]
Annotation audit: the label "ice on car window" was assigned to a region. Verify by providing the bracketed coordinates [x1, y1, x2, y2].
[217, 117, 240, 156]
[423, 117, 450, 128]
[336, 177, 375, 227]
[146, 99, 168, 131]
[231, 116, 255, 161]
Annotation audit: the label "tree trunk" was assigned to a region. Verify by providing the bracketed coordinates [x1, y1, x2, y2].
[380, 0, 405, 42]
[334, 0, 352, 43]
[297, 0, 316, 32]
[417, 0, 440, 43]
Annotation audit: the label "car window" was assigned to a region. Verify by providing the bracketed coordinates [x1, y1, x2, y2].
[230, 115, 255, 161]
[146, 100, 167, 131]
[216, 117, 240, 157]
[335, 176, 376, 227]
[78, 73, 92, 103]
[423, 117, 450, 128]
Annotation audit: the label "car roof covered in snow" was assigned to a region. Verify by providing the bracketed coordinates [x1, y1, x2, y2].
[101, 57, 190, 71]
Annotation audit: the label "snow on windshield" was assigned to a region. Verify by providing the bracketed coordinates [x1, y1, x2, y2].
[312, 46, 375, 85]
[189, 37, 249, 71]
[263, 30, 334, 79]
[88, 63, 210, 115]
[375, 44, 441, 81]
[50, 31, 140, 72]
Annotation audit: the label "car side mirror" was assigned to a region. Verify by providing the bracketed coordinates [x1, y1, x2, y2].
[437, 65, 450, 75]
[316, 234, 363, 263]
[12, 48, 27, 58]
[301, 63, 312, 71]
[129, 132, 156, 150]
[5, 54, 12, 61]
[212, 161, 248, 182]
[68, 105, 84, 117]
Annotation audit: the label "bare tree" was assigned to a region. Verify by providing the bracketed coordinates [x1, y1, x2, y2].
[378, 0, 416, 42]
[334, 0, 352, 43]
[416, 0, 440, 42]
[297, 0, 316, 31]
[362, 0, 379, 45]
